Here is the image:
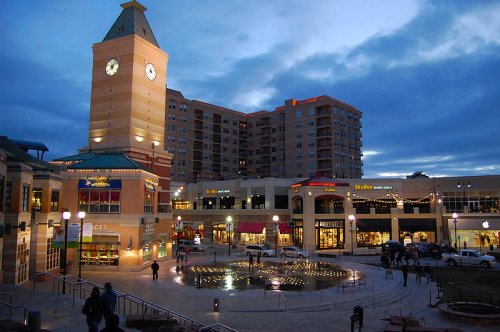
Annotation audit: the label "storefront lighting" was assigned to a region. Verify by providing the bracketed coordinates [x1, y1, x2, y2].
[126, 237, 132, 251]
[135, 135, 144, 142]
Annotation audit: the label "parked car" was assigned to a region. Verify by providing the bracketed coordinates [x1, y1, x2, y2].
[178, 239, 206, 252]
[405, 242, 435, 258]
[280, 246, 310, 258]
[442, 249, 496, 268]
[381, 241, 405, 254]
[244, 245, 275, 257]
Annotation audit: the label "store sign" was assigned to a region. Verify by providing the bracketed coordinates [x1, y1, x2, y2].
[319, 221, 344, 227]
[78, 178, 121, 190]
[206, 189, 231, 195]
[144, 180, 156, 192]
[145, 224, 154, 233]
[354, 184, 393, 191]
[324, 188, 336, 192]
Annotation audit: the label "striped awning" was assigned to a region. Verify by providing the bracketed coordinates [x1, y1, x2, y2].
[278, 223, 293, 234]
[237, 222, 265, 234]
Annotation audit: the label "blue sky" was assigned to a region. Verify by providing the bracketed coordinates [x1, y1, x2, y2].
[0, 0, 499, 178]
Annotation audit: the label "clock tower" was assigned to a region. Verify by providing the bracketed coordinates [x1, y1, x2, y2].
[85, 0, 172, 210]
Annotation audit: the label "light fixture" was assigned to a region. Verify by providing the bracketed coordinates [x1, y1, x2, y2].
[94, 137, 102, 143]
[135, 136, 144, 142]
[152, 140, 160, 147]
[126, 237, 132, 251]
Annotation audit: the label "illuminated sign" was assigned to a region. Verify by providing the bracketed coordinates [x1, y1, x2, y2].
[354, 184, 393, 191]
[206, 189, 231, 195]
[324, 188, 336, 192]
[293, 189, 299, 193]
[145, 180, 156, 192]
[79, 178, 121, 190]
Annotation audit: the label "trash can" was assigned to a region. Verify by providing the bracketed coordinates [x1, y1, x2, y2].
[28, 310, 41, 330]
[353, 305, 363, 327]
[213, 298, 220, 312]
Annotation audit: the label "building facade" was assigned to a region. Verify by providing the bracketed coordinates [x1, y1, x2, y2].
[172, 174, 500, 254]
[166, 92, 363, 184]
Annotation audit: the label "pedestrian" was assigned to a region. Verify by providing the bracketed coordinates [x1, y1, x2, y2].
[404, 251, 410, 266]
[415, 262, 423, 284]
[82, 286, 106, 332]
[390, 251, 396, 267]
[402, 265, 408, 287]
[412, 247, 419, 265]
[396, 251, 403, 267]
[99, 314, 125, 332]
[248, 253, 254, 273]
[424, 264, 431, 284]
[463, 241, 467, 249]
[101, 282, 117, 328]
[256, 251, 261, 264]
[151, 260, 159, 281]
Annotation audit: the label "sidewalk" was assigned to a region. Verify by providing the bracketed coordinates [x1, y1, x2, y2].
[1, 252, 498, 332]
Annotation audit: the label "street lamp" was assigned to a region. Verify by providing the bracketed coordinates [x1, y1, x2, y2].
[226, 216, 233, 255]
[176, 216, 182, 256]
[452, 212, 458, 249]
[77, 211, 86, 281]
[62, 211, 71, 294]
[348, 214, 356, 255]
[273, 215, 279, 257]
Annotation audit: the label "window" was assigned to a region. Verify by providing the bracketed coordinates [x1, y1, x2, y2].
[51, 190, 60, 212]
[32, 188, 42, 212]
[79, 190, 120, 213]
[46, 238, 60, 271]
[5, 182, 11, 212]
[17, 242, 29, 284]
[296, 111, 302, 118]
[168, 100, 177, 109]
[22, 185, 30, 212]
[144, 192, 153, 213]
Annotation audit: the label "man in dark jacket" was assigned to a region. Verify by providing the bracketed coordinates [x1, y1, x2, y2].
[82, 286, 106, 332]
[151, 260, 159, 281]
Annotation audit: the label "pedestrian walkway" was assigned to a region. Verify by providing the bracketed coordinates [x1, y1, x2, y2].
[1, 252, 498, 332]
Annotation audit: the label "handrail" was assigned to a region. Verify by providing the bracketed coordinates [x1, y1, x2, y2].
[0, 300, 28, 325]
[199, 323, 240, 332]
[32, 271, 211, 330]
[0, 292, 13, 317]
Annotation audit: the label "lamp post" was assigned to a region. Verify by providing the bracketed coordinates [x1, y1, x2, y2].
[452, 212, 458, 249]
[226, 216, 233, 256]
[348, 214, 356, 255]
[176, 216, 182, 256]
[77, 211, 86, 281]
[273, 215, 279, 257]
[62, 211, 71, 294]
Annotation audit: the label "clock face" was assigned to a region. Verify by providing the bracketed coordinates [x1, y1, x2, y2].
[145, 63, 156, 80]
[105, 58, 119, 76]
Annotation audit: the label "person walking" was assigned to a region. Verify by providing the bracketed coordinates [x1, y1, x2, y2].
[463, 241, 467, 249]
[248, 253, 254, 273]
[404, 250, 410, 266]
[101, 282, 117, 329]
[396, 250, 403, 267]
[424, 264, 431, 284]
[402, 265, 409, 287]
[151, 260, 159, 281]
[82, 286, 106, 332]
[415, 262, 423, 284]
[390, 251, 396, 267]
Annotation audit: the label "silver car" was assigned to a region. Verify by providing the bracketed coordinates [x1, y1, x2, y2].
[280, 246, 310, 258]
[244, 245, 275, 257]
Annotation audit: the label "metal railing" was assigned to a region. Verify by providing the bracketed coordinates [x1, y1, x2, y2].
[32, 272, 237, 331]
[0, 295, 28, 325]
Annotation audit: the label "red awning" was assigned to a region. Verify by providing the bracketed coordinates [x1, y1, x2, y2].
[278, 222, 293, 234]
[236, 222, 265, 234]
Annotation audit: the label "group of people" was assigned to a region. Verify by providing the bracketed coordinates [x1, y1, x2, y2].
[82, 282, 124, 332]
[381, 247, 432, 288]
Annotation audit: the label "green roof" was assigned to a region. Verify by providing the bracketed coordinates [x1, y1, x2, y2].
[68, 153, 150, 171]
[103, 1, 159, 47]
[52, 152, 96, 162]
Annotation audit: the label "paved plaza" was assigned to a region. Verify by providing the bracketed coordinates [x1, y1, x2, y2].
[1, 251, 499, 332]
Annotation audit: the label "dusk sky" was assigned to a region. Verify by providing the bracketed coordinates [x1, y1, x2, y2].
[1, 0, 499, 179]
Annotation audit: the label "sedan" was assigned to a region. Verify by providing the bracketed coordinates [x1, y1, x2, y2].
[281, 246, 310, 258]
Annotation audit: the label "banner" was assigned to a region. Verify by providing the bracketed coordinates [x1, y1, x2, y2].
[82, 223, 93, 242]
[51, 223, 85, 248]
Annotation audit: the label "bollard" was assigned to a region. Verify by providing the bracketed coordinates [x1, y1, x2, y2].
[27, 310, 41, 330]
[353, 305, 364, 327]
[213, 298, 220, 312]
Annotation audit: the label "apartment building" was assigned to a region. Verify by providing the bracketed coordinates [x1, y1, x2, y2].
[166, 91, 363, 184]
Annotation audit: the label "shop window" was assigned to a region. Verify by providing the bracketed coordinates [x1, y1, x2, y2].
[51, 190, 59, 212]
[80, 235, 119, 266]
[79, 190, 120, 213]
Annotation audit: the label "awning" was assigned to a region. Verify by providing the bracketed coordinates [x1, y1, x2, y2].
[237, 222, 265, 234]
[278, 223, 293, 234]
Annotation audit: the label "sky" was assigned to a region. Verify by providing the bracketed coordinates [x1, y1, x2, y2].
[0, 0, 499, 179]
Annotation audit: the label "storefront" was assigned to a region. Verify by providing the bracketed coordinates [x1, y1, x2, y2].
[315, 220, 344, 249]
[398, 219, 437, 243]
[448, 217, 500, 251]
[236, 222, 266, 245]
[355, 219, 391, 247]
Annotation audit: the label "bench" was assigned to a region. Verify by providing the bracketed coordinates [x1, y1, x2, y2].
[337, 280, 367, 293]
